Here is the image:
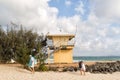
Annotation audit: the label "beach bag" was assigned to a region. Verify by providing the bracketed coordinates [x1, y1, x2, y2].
[34, 58, 37, 65]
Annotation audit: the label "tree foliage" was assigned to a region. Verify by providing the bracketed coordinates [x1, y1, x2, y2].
[0, 24, 47, 67]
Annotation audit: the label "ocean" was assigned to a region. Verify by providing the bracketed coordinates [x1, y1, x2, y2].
[46, 56, 120, 63]
[73, 56, 120, 62]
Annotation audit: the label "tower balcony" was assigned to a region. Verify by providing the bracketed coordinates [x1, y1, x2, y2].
[48, 43, 74, 50]
[60, 45, 74, 50]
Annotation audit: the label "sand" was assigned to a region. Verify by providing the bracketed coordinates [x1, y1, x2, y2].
[0, 64, 120, 80]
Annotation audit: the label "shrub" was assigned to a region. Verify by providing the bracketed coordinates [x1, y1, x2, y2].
[38, 64, 49, 71]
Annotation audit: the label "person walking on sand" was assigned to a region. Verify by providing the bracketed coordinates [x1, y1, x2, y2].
[79, 61, 86, 75]
[28, 55, 35, 74]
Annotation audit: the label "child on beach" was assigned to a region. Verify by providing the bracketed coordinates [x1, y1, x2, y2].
[79, 61, 86, 75]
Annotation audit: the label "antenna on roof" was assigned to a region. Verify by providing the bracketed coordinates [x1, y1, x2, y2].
[58, 25, 62, 32]
[75, 25, 77, 35]
[74, 25, 77, 45]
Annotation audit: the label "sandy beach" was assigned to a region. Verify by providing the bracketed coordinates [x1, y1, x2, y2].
[0, 64, 120, 80]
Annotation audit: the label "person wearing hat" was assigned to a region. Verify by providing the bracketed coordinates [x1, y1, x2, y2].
[28, 55, 35, 74]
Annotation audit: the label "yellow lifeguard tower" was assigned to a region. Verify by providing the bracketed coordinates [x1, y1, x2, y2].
[47, 33, 75, 63]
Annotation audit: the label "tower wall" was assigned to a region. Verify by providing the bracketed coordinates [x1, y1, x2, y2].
[54, 49, 73, 63]
[52, 36, 69, 47]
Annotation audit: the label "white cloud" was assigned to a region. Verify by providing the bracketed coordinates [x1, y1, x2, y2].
[57, 15, 80, 33]
[112, 27, 120, 35]
[90, 0, 120, 21]
[0, 0, 79, 34]
[0, 0, 120, 56]
[0, 0, 59, 34]
[75, 1, 84, 15]
[65, 0, 72, 6]
[73, 0, 120, 56]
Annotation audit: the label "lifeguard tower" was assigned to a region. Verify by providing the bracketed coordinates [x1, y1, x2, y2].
[47, 33, 75, 63]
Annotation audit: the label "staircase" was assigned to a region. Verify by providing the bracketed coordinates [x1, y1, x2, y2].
[48, 46, 61, 56]
[45, 46, 61, 59]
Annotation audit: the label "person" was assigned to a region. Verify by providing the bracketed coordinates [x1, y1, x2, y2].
[79, 61, 86, 75]
[28, 55, 35, 74]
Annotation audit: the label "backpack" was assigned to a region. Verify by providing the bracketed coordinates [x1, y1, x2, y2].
[79, 62, 82, 68]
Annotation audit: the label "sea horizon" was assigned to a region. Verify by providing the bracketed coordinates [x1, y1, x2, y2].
[46, 56, 120, 63]
[73, 56, 120, 62]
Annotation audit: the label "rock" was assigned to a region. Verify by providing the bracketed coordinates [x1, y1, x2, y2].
[74, 67, 77, 72]
[86, 61, 120, 74]
[62, 67, 68, 72]
[67, 67, 74, 72]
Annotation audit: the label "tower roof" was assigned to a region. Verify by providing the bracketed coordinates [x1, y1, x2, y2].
[47, 32, 75, 40]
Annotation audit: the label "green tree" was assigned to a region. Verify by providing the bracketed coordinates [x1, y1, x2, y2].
[0, 24, 48, 71]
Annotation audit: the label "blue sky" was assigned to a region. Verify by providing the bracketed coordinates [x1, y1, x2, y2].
[0, 0, 120, 56]
[48, 0, 120, 56]
[49, 0, 79, 17]
[49, 0, 90, 20]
